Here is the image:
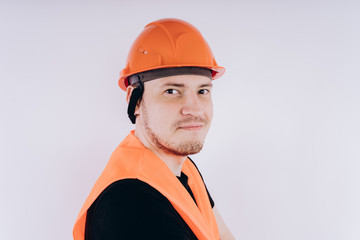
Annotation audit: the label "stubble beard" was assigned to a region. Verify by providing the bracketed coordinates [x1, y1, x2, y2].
[141, 102, 206, 156]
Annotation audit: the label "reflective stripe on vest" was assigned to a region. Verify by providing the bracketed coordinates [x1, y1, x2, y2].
[73, 131, 219, 240]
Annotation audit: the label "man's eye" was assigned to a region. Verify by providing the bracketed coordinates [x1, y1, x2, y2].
[198, 89, 210, 94]
[165, 89, 179, 94]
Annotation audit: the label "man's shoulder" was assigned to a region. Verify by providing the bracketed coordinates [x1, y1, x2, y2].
[94, 178, 171, 207]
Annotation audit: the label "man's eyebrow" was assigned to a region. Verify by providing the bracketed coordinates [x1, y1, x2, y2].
[160, 83, 185, 88]
[199, 83, 213, 88]
[160, 82, 213, 88]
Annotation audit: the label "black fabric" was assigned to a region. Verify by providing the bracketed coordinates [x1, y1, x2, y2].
[85, 169, 214, 240]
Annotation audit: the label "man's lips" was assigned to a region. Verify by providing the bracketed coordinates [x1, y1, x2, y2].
[175, 117, 207, 130]
[177, 123, 205, 130]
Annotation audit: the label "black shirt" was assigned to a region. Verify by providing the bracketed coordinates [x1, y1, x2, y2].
[85, 171, 214, 240]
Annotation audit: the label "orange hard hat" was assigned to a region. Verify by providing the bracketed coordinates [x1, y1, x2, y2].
[118, 18, 225, 91]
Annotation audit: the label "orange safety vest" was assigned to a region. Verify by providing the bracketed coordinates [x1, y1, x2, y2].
[73, 131, 219, 240]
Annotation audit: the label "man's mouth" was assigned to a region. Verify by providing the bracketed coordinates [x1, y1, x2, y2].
[178, 124, 204, 130]
[175, 117, 207, 131]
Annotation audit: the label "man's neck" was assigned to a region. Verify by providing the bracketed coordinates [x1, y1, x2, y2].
[134, 129, 187, 177]
[151, 150, 187, 177]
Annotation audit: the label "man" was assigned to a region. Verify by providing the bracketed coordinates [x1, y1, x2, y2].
[73, 18, 234, 240]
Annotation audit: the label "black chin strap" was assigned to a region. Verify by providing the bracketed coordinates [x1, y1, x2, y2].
[127, 82, 143, 124]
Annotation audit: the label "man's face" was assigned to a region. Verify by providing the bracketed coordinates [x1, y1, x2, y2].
[135, 74, 213, 156]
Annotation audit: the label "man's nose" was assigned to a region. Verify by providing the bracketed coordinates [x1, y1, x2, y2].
[181, 93, 204, 116]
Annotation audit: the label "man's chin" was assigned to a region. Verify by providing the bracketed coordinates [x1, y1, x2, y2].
[165, 140, 204, 156]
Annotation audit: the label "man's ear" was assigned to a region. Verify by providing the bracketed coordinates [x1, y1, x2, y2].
[126, 85, 141, 116]
[126, 85, 135, 104]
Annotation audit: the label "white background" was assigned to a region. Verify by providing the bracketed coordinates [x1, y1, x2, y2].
[1, 0, 359, 239]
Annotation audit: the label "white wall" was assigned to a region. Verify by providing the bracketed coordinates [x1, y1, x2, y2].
[1, 1, 359, 239]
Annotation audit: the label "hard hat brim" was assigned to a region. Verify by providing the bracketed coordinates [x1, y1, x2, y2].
[119, 65, 225, 91]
